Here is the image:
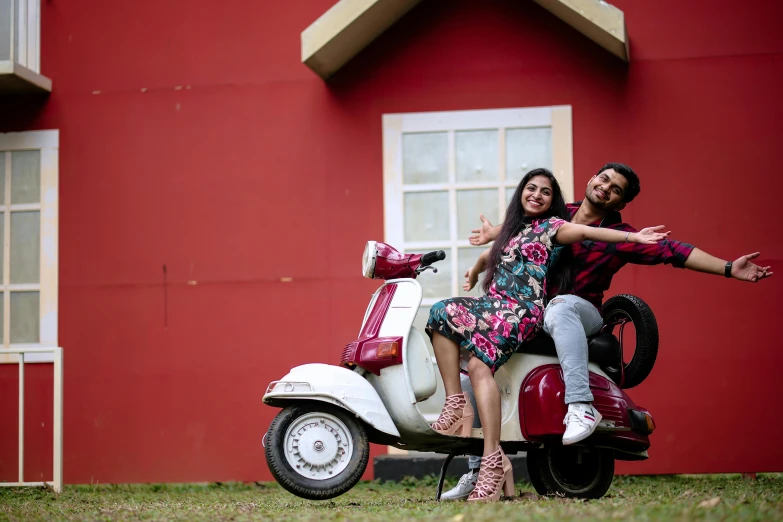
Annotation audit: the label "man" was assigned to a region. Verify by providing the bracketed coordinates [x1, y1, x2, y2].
[441, 162, 773, 500]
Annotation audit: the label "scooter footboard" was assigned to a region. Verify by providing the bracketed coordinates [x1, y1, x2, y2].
[520, 365, 652, 455]
[263, 363, 400, 438]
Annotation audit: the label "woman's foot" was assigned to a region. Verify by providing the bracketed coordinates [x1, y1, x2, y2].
[467, 446, 514, 502]
[431, 392, 474, 437]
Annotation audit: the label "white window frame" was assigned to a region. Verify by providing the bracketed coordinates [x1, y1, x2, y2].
[0, 129, 58, 363]
[3, 0, 41, 72]
[382, 106, 573, 304]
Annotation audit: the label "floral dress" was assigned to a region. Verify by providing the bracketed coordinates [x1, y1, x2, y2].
[426, 217, 565, 373]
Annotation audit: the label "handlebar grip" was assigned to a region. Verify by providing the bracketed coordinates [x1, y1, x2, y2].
[421, 250, 447, 267]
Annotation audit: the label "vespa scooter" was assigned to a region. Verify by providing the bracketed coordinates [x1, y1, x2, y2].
[263, 241, 657, 500]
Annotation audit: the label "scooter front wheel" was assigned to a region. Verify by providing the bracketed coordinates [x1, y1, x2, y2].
[265, 403, 370, 500]
[526, 446, 614, 499]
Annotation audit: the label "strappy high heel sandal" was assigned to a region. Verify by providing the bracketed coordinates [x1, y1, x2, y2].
[467, 446, 514, 502]
[431, 392, 474, 437]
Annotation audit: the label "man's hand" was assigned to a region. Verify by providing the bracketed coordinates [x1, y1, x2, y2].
[732, 252, 774, 283]
[468, 214, 496, 246]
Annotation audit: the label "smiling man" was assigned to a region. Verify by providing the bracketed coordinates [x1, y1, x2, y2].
[440, 162, 773, 501]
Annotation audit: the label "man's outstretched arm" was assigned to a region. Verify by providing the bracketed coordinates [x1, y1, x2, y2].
[613, 224, 773, 283]
[684, 249, 772, 283]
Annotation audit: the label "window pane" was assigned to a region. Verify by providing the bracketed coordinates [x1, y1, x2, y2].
[0, 151, 5, 203]
[11, 150, 41, 204]
[408, 249, 452, 299]
[11, 211, 40, 284]
[11, 292, 39, 344]
[506, 187, 517, 211]
[458, 247, 486, 297]
[506, 128, 552, 183]
[456, 130, 498, 182]
[0, 213, 4, 278]
[404, 191, 450, 242]
[0, 0, 10, 61]
[403, 132, 448, 184]
[456, 189, 498, 240]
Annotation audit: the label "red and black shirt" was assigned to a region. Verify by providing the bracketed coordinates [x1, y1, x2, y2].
[549, 202, 695, 309]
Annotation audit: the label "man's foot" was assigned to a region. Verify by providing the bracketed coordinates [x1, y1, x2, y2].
[440, 469, 478, 501]
[562, 402, 602, 445]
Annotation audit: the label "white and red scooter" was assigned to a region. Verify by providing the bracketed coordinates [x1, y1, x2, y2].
[263, 242, 658, 500]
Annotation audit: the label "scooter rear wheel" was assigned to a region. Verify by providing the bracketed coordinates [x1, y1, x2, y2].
[265, 403, 370, 500]
[526, 446, 614, 499]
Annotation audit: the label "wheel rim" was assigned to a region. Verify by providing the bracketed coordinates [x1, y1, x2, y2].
[547, 447, 604, 494]
[283, 412, 354, 480]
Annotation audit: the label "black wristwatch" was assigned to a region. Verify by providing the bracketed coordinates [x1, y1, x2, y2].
[724, 261, 733, 278]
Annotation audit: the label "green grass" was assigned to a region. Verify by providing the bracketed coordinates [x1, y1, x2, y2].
[0, 475, 781, 521]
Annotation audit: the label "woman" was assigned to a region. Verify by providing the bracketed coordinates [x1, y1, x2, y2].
[425, 168, 668, 502]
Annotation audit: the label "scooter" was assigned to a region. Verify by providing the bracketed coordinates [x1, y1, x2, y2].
[263, 241, 658, 500]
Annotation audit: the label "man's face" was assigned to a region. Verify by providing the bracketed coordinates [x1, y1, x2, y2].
[584, 169, 629, 211]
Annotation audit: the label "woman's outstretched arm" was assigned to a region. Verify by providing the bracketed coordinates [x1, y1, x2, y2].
[463, 248, 492, 291]
[556, 222, 670, 246]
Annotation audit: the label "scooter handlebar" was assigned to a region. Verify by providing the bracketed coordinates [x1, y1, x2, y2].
[420, 250, 446, 267]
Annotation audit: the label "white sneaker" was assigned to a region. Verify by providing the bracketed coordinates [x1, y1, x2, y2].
[562, 402, 602, 445]
[440, 469, 478, 501]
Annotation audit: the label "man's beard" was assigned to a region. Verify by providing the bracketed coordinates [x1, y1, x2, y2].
[584, 186, 615, 210]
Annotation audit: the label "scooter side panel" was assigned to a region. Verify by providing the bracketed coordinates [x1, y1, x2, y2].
[263, 363, 400, 438]
[520, 364, 651, 452]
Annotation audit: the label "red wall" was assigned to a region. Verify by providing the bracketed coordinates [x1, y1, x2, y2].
[1, 0, 782, 483]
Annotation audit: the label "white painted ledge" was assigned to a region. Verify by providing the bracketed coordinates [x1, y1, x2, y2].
[0, 60, 52, 93]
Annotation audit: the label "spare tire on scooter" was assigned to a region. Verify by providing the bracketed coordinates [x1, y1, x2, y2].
[600, 294, 658, 389]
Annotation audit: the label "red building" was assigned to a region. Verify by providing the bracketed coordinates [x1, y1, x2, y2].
[0, 0, 781, 485]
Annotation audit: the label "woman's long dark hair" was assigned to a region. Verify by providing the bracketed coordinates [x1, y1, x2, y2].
[482, 168, 573, 294]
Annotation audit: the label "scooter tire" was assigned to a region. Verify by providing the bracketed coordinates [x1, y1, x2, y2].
[265, 403, 370, 500]
[601, 294, 659, 389]
[526, 446, 614, 499]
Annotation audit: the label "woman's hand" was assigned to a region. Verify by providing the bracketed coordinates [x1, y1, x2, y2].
[630, 225, 671, 244]
[463, 267, 480, 292]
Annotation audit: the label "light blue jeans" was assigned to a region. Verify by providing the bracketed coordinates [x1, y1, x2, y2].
[466, 294, 603, 470]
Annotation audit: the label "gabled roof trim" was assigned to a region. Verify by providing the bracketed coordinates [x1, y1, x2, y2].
[301, 0, 629, 80]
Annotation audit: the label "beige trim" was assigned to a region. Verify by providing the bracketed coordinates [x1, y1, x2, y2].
[532, 0, 628, 61]
[0, 60, 52, 93]
[302, 0, 627, 79]
[302, 0, 422, 79]
[551, 105, 574, 202]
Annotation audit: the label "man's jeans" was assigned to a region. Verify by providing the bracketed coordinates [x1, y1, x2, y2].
[543, 294, 604, 405]
[464, 294, 603, 470]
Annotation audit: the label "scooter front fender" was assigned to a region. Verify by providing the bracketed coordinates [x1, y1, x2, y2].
[263, 363, 400, 438]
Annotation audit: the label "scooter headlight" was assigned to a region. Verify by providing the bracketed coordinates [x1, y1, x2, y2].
[361, 241, 377, 279]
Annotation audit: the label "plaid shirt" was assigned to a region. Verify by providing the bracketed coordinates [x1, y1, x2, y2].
[548, 202, 695, 309]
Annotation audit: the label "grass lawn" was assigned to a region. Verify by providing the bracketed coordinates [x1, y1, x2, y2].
[1, 474, 781, 521]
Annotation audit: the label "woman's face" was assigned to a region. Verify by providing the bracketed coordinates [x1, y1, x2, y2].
[520, 175, 554, 216]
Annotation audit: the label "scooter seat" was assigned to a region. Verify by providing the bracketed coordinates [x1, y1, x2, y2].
[520, 332, 620, 366]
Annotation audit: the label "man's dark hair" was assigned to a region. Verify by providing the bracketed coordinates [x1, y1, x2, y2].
[596, 162, 640, 203]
